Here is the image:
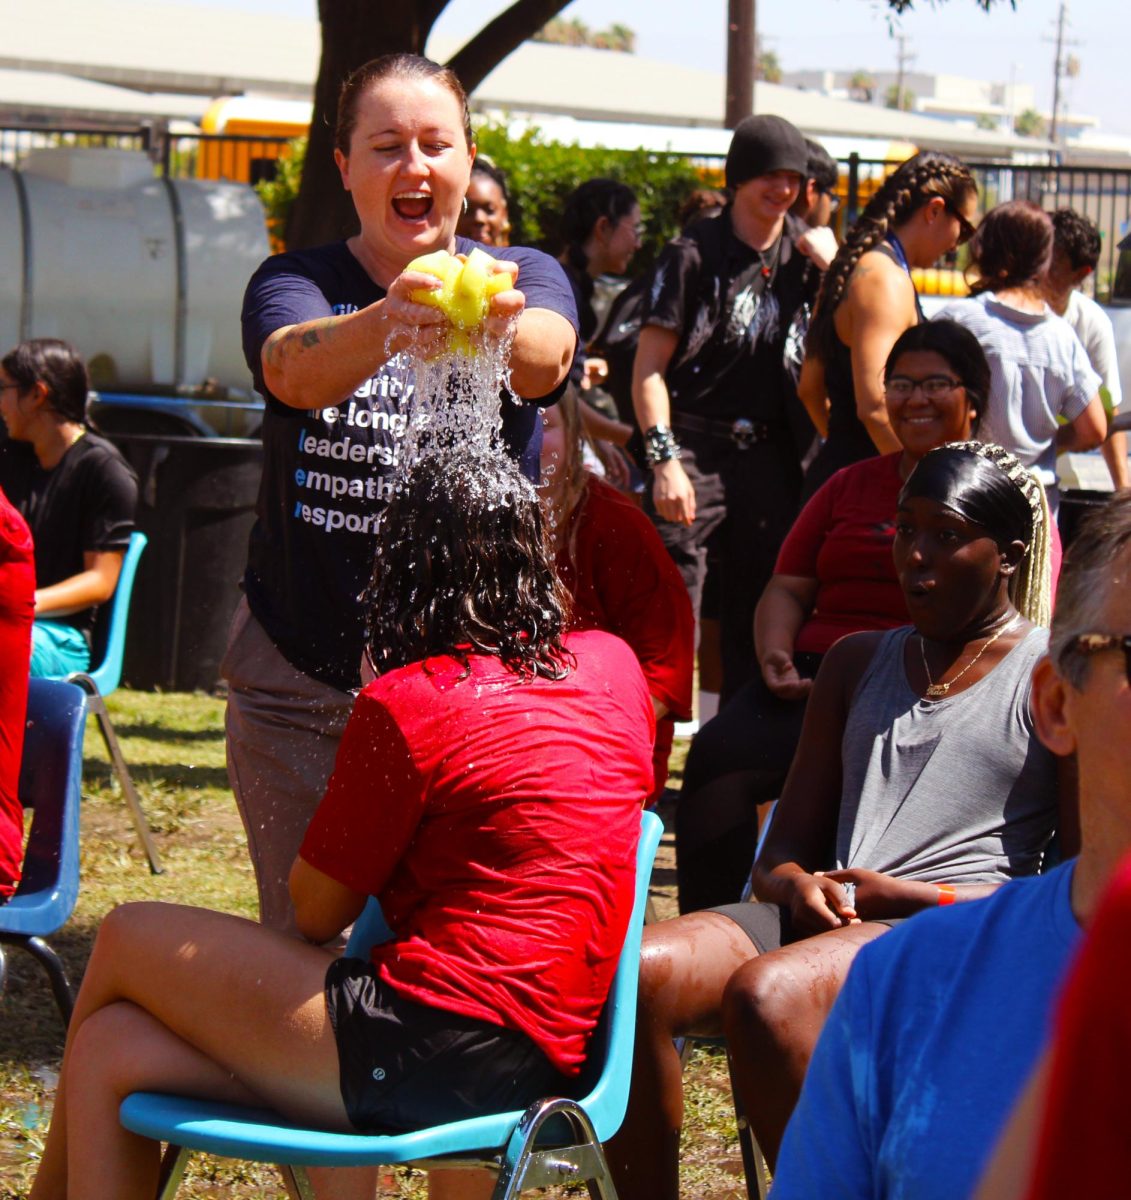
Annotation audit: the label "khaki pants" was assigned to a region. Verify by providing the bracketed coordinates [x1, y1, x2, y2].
[221, 598, 354, 936]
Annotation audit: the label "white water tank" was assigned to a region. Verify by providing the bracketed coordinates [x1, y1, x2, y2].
[0, 147, 269, 394]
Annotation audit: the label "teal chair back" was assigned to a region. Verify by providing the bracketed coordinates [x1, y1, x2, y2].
[119, 809, 663, 1196]
[86, 531, 147, 696]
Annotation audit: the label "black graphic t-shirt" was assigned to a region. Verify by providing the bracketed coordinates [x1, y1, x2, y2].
[0, 433, 137, 641]
[240, 238, 578, 691]
[641, 210, 818, 431]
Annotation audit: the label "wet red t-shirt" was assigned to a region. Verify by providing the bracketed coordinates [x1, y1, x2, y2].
[300, 630, 654, 1074]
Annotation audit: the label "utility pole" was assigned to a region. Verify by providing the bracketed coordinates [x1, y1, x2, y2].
[1044, 0, 1080, 148]
[894, 33, 915, 111]
[725, 0, 755, 128]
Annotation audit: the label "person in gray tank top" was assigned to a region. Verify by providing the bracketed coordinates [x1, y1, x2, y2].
[610, 442, 1072, 1199]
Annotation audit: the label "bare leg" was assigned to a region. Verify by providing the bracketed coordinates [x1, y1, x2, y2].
[30, 901, 372, 1200]
[721, 922, 890, 1166]
[606, 911, 758, 1200]
[428, 1169, 497, 1199]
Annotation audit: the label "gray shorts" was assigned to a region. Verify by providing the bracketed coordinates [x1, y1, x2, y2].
[222, 598, 354, 935]
[711, 901, 904, 954]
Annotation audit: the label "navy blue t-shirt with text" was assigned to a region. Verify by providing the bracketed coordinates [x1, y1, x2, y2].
[240, 238, 577, 690]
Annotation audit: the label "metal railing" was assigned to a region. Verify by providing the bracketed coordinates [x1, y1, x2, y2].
[841, 155, 1131, 301]
[3, 125, 1129, 297]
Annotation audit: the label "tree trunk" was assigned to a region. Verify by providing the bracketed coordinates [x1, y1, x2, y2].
[448, 0, 572, 93]
[287, 0, 438, 250]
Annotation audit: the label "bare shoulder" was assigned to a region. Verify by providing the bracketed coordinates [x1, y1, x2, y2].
[848, 250, 916, 305]
[817, 630, 890, 698]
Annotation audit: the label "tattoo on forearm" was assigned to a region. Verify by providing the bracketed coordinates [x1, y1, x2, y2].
[301, 328, 321, 349]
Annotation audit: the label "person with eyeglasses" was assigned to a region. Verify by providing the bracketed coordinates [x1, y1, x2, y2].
[0, 338, 138, 679]
[554, 177, 644, 485]
[610, 440, 1066, 1198]
[800, 152, 979, 500]
[676, 320, 990, 914]
[772, 488, 1131, 1200]
[939, 200, 1106, 529]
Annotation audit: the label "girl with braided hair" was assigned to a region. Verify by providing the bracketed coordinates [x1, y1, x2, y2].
[800, 151, 978, 498]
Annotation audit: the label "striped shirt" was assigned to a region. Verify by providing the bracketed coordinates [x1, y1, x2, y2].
[938, 293, 1100, 510]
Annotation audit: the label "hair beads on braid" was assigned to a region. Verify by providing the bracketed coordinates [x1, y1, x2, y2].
[807, 152, 976, 364]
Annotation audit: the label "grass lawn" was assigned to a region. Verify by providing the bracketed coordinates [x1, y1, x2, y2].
[0, 691, 749, 1199]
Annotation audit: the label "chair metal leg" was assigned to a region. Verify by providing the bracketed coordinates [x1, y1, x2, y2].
[83, 687, 163, 874]
[492, 1097, 619, 1200]
[0, 933, 75, 1027]
[727, 1052, 769, 1200]
[280, 1165, 316, 1199]
[155, 1143, 190, 1199]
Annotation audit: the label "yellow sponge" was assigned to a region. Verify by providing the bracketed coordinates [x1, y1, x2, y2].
[408, 248, 513, 341]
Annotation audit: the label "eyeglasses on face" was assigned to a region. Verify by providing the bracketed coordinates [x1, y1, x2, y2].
[1061, 632, 1131, 683]
[820, 189, 841, 213]
[884, 375, 964, 401]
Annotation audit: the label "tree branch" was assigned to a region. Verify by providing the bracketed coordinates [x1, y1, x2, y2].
[446, 0, 572, 93]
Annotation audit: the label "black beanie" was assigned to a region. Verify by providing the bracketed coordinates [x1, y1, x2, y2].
[725, 115, 808, 189]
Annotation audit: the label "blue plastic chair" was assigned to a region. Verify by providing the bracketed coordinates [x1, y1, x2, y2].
[120, 809, 664, 1200]
[0, 678, 87, 1028]
[56, 531, 162, 874]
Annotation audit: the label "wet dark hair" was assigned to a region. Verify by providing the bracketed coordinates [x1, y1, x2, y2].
[363, 448, 572, 681]
[808, 152, 976, 363]
[884, 320, 990, 431]
[1, 338, 90, 425]
[805, 138, 838, 194]
[1052, 208, 1101, 273]
[334, 53, 473, 154]
[559, 178, 638, 269]
[900, 441, 1052, 625]
[967, 200, 1052, 296]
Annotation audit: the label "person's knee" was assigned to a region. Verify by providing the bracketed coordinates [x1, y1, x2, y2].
[722, 954, 802, 1051]
[68, 1002, 148, 1099]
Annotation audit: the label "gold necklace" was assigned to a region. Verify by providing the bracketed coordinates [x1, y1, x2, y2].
[919, 615, 1021, 700]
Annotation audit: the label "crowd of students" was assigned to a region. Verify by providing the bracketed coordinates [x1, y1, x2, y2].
[3, 48, 1130, 1200]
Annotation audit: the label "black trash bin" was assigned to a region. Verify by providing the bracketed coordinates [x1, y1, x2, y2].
[105, 432, 262, 692]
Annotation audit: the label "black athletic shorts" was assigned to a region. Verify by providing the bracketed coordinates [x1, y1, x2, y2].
[711, 901, 903, 954]
[325, 957, 571, 1134]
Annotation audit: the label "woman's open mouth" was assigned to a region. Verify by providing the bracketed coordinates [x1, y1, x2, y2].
[392, 191, 434, 221]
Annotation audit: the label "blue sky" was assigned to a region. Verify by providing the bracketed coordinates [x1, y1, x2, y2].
[169, 0, 1129, 137]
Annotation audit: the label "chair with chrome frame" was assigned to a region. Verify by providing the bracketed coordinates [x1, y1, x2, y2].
[0, 678, 87, 1028]
[120, 809, 664, 1200]
[50, 530, 162, 874]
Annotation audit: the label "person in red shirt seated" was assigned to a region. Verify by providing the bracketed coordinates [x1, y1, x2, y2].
[540, 390, 694, 803]
[29, 447, 655, 1200]
[0, 486, 34, 900]
[677, 320, 989, 911]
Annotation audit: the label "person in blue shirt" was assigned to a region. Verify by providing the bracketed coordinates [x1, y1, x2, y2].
[771, 489, 1131, 1200]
